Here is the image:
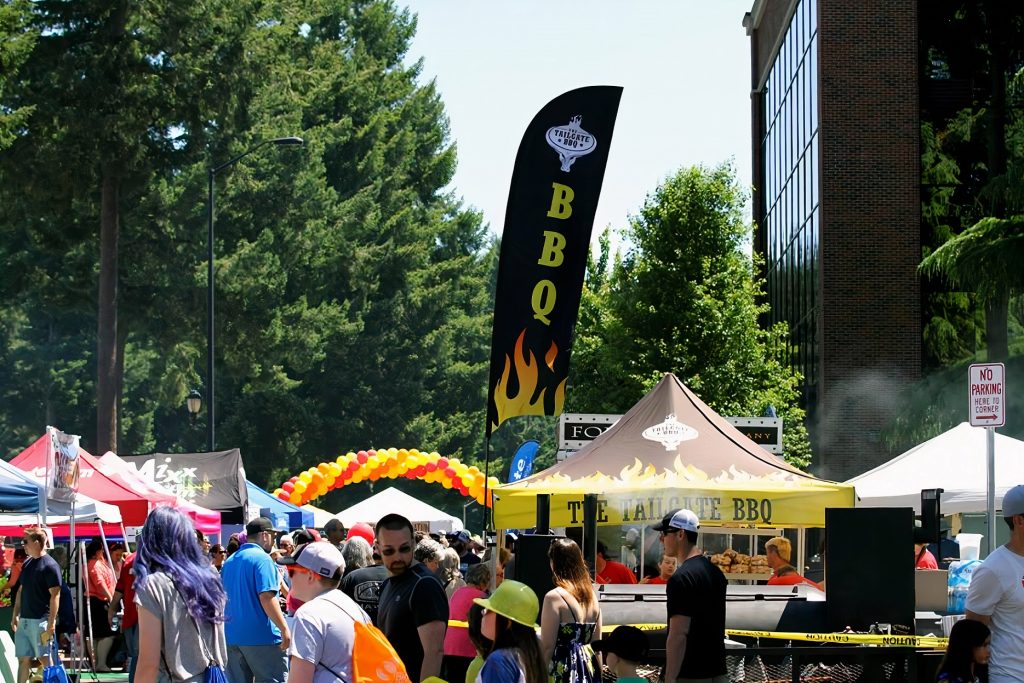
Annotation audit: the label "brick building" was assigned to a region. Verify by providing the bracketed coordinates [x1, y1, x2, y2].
[744, 0, 922, 480]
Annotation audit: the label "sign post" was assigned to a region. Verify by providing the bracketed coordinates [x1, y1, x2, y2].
[969, 363, 1006, 556]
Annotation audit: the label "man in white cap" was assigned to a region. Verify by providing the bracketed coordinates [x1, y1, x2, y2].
[654, 508, 726, 683]
[277, 542, 371, 682]
[966, 484, 1024, 682]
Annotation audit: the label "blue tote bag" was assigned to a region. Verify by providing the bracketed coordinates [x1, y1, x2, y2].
[42, 639, 70, 683]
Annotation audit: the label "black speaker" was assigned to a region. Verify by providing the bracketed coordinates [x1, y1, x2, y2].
[825, 507, 915, 632]
[511, 534, 563, 600]
[921, 488, 943, 549]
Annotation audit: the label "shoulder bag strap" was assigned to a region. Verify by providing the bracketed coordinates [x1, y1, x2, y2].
[170, 579, 217, 667]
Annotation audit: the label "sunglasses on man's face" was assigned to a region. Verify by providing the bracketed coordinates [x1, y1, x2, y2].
[380, 544, 413, 557]
[287, 565, 315, 578]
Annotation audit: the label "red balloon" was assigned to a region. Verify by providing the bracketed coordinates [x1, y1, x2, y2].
[414, 466, 427, 477]
[425, 462, 438, 473]
[367, 449, 377, 458]
[289, 476, 299, 483]
[444, 467, 456, 479]
[436, 457, 449, 470]
[277, 491, 290, 501]
[282, 481, 295, 493]
[347, 462, 360, 474]
[357, 451, 369, 464]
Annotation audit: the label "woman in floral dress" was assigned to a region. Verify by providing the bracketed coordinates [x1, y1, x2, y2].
[540, 539, 602, 683]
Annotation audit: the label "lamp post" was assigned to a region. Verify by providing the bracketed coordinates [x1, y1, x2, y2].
[186, 389, 203, 425]
[207, 136, 303, 451]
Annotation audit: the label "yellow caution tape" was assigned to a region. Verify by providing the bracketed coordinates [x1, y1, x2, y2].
[450, 619, 947, 649]
[596, 624, 948, 649]
[725, 629, 947, 648]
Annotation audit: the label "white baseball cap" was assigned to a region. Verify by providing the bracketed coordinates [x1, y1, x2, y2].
[276, 541, 345, 578]
[651, 508, 700, 533]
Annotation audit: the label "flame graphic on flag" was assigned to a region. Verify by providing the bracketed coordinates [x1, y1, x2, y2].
[490, 329, 566, 432]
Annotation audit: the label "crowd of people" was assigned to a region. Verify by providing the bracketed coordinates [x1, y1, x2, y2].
[8, 488, 1024, 683]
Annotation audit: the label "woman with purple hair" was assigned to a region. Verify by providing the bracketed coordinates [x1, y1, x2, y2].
[134, 506, 228, 681]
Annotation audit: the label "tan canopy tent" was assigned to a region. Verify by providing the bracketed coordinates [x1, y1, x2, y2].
[493, 373, 854, 529]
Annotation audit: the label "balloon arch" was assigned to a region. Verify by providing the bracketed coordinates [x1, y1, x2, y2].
[274, 448, 500, 508]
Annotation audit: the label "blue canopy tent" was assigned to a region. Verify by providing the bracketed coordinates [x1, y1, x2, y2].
[0, 471, 39, 512]
[0, 458, 122, 526]
[246, 481, 314, 530]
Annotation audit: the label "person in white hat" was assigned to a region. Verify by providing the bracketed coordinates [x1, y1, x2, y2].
[965, 484, 1024, 683]
[277, 542, 370, 683]
[653, 508, 726, 683]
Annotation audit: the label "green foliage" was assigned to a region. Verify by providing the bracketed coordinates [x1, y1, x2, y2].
[0, 0, 496, 521]
[568, 163, 811, 469]
[0, 0, 34, 149]
[917, 3, 1024, 365]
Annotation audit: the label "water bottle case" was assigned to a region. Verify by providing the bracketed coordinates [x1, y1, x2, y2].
[947, 558, 981, 613]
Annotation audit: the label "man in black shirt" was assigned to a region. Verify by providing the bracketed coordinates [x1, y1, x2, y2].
[339, 557, 388, 624]
[11, 527, 61, 683]
[376, 514, 448, 682]
[653, 508, 727, 683]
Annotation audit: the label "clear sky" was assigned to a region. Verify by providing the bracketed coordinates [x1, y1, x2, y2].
[400, 0, 755, 244]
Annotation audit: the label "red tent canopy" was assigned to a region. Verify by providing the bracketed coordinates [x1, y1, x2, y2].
[11, 436, 175, 527]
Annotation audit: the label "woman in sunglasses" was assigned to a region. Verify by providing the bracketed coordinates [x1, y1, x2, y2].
[134, 506, 227, 682]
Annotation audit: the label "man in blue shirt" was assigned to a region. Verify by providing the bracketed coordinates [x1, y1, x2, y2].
[223, 517, 290, 682]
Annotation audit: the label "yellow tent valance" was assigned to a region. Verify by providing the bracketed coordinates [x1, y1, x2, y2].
[493, 459, 855, 529]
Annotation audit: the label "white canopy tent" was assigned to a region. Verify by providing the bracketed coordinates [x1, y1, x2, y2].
[301, 503, 337, 529]
[846, 422, 1024, 514]
[332, 486, 464, 533]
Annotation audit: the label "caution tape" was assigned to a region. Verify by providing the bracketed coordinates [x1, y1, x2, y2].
[450, 620, 947, 649]
[725, 629, 947, 649]
[597, 624, 948, 649]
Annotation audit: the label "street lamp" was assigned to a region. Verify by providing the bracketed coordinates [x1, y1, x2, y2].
[186, 389, 203, 425]
[207, 136, 304, 451]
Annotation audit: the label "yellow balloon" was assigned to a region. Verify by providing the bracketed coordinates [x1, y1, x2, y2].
[397, 448, 409, 458]
[475, 472, 486, 485]
[289, 491, 303, 505]
[294, 480, 308, 494]
[487, 476, 500, 488]
[351, 471, 364, 484]
[299, 472, 313, 484]
[408, 448, 420, 457]
[442, 478, 453, 489]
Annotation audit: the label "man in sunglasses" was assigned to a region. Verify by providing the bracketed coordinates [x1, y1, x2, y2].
[376, 514, 448, 682]
[654, 508, 727, 683]
[277, 542, 370, 682]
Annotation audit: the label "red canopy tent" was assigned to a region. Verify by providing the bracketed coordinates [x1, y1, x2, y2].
[10, 436, 174, 533]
